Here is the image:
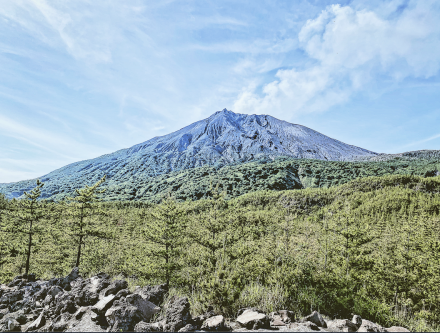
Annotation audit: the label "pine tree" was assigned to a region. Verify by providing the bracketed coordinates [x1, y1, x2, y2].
[5, 180, 55, 278]
[66, 176, 110, 268]
[0, 194, 12, 274]
[142, 193, 186, 287]
[187, 183, 228, 272]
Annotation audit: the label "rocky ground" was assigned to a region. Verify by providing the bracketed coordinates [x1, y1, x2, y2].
[0, 269, 411, 332]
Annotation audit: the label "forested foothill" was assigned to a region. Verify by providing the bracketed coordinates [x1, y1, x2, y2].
[10, 153, 437, 203]
[1, 165, 440, 331]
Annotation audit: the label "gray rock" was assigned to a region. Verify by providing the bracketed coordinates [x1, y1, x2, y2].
[73, 306, 88, 320]
[352, 314, 362, 328]
[73, 275, 111, 306]
[25, 310, 46, 331]
[303, 310, 327, 328]
[91, 294, 116, 315]
[134, 320, 164, 332]
[99, 280, 128, 299]
[192, 306, 216, 327]
[105, 295, 160, 332]
[126, 294, 160, 320]
[52, 313, 71, 332]
[114, 289, 130, 300]
[236, 309, 270, 330]
[327, 319, 358, 332]
[53, 292, 77, 315]
[201, 315, 227, 331]
[68, 311, 106, 332]
[7, 318, 21, 332]
[0, 308, 9, 319]
[178, 323, 197, 332]
[0, 291, 23, 305]
[357, 319, 385, 332]
[47, 286, 63, 298]
[270, 310, 295, 326]
[134, 284, 168, 306]
[163, 296, 192, 332]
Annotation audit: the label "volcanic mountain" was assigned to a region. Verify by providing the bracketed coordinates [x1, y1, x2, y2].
[0, 109, 377, 199]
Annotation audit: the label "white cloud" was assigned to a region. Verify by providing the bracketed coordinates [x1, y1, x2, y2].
[234, 0, 440, 117]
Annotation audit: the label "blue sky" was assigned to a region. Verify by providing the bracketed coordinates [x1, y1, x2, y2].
[1, 0, 440, 183]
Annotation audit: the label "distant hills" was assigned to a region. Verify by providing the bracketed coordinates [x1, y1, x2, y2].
[1, 109, 439, 202]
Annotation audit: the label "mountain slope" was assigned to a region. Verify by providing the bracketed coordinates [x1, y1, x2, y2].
[0, 109, 377, 200]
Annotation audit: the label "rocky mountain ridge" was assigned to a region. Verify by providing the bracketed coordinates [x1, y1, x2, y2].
[0, 269, 411, 332]
[0, 109, 377, 200]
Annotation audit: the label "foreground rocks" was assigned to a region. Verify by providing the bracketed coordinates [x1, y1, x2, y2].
[0, 270, 412, 332]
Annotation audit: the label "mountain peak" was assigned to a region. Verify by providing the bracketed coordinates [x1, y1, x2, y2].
[0, 110, 377, 199]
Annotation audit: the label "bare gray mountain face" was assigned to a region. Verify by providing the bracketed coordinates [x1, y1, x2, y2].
[0, 109, 377, 199]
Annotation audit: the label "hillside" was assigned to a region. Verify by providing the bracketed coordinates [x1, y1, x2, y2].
[8, 154, 436, 203]
[0, 109, 377, 200]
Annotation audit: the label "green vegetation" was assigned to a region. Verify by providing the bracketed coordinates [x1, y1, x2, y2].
[54, 155, 440, 202]
[1, 173, 440, 331]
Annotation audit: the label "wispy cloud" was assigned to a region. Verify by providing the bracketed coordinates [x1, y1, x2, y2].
[234, 1, 440, 118]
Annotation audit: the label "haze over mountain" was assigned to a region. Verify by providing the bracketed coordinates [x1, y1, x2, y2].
[0, 109, 377, 199]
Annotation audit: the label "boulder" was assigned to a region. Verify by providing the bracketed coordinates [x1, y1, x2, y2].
[163, 296, 192, 332]
[192, 306, 216, 328]
[73, 307, 88, 320]
[126, 294, 160, 320]
[236, 308, 270, 330]
[302, 310, 327, 328]
[178, 323, 198, 332]
[32, 287, 48, 302]
[72, 275, 111, 306]
[47, 286, 63, 298]
[134, 320, 164, 332]
[357, 319, 385, 332]
[114, 289, 130, 300]
[53, 292, 77, 315]
[99, 280, 128, 299]
[327, 319, 358, 332]
[52, 313, 71, 332]
[385, 326, 410, 332]
[7, 318, 21, 332]
[352, 314, 362, 328]
[43, 294, 54, 306]
[68, 310, 106, 332]
[0, 290, 23, 305]
[134, 284, 168, 305]
[105, 304, 143, 332]
[270, 310, 295, 326]
[91, 294, 116, 315]
[25, 310, 46, 331]
[0, 308, 9, 319]
[201, 315, 227, 331]
[105, 295, 160, 332]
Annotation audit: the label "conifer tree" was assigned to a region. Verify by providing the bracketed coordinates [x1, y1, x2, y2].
[187, 183, 229, 271]
[5, 180, 55, 278]
[0, 194, 11, 273]
[142, 193, 186, 287]
[66, 176, 110, 268]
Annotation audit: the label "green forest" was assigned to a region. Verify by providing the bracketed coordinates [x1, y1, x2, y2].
[1, 172, 440, 331]
[29, 154, 440, 202]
